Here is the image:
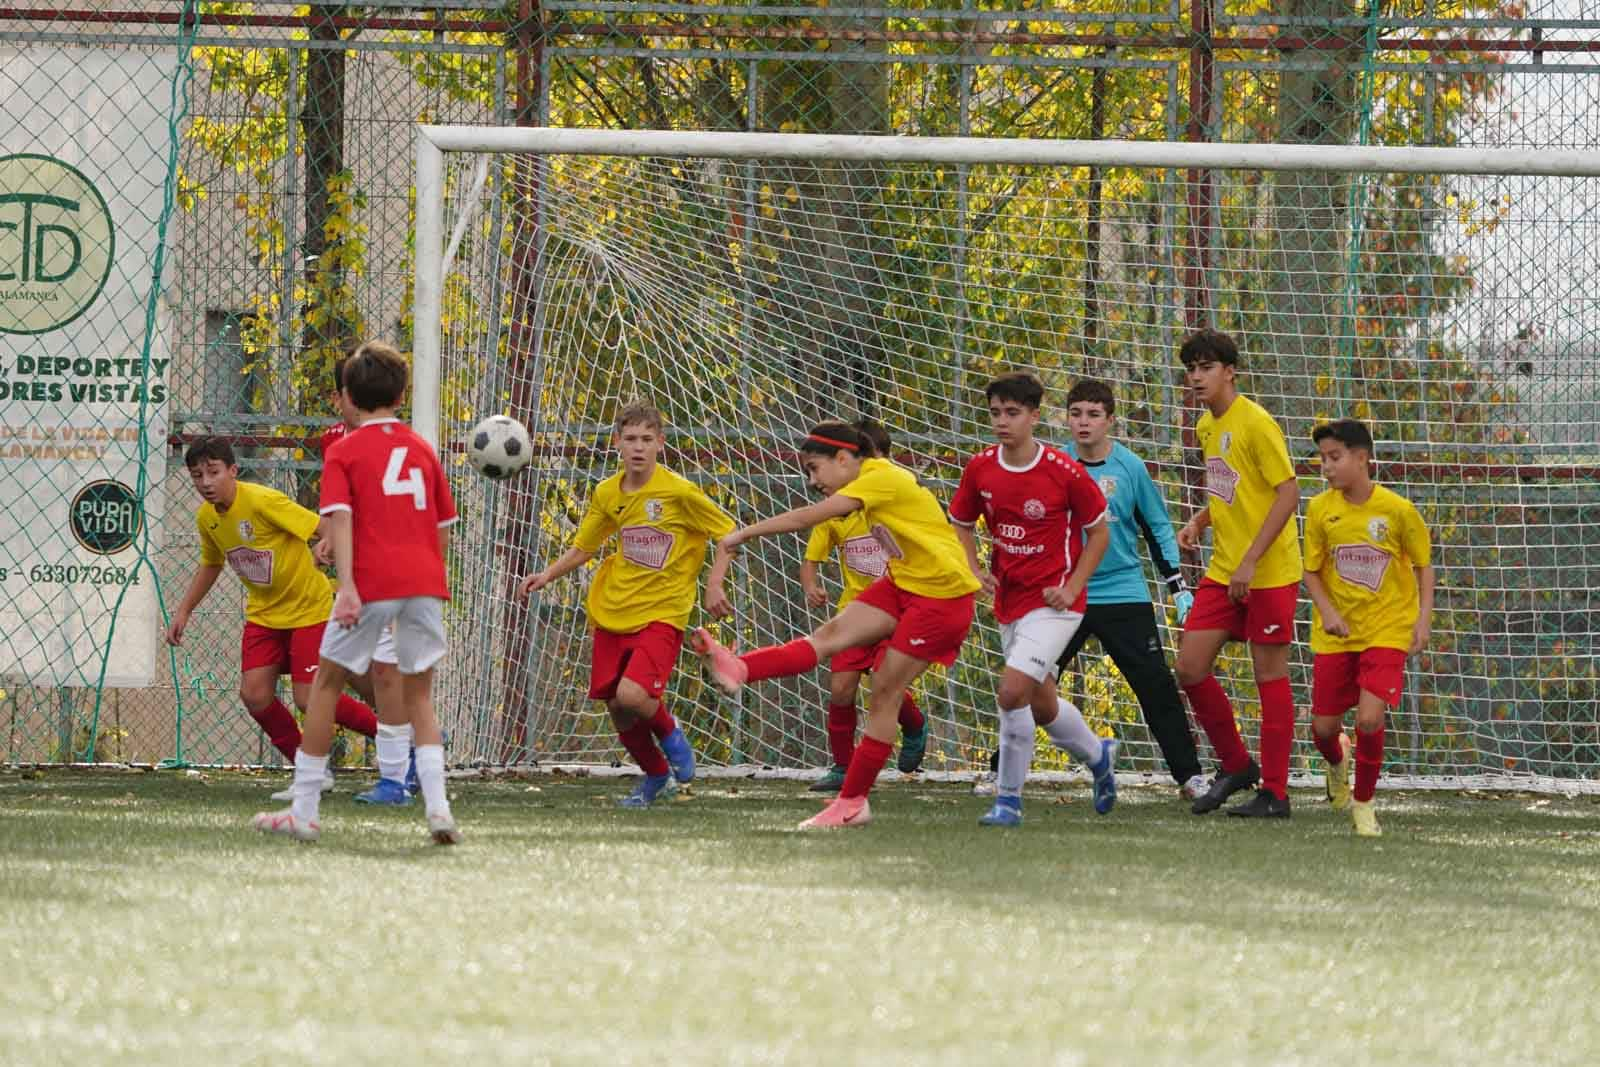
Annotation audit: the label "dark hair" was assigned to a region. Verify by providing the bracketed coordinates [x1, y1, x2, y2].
[343, 341, 409, 412]
[985, 372, 1045, 409]
[1065, 379, 1116, 416]
[184, 436, 237, 469]
[856, 418, 890, 458]
[1178, 328, 1239, 368]
[799, 420, 879, 459]
[1312, 418, 1375, 456]
[615, 400, 664, 434]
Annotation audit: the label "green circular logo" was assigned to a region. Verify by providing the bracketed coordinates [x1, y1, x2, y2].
[0, 153, 116, 335]
[70, 480, 142, 555]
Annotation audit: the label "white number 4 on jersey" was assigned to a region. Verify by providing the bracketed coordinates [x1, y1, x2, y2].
[382, 446, 427, 510]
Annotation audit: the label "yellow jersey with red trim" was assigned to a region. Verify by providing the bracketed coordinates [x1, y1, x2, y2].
[836, 457, 980, 600]
[804, 509, 888, 610]
[1304, 484, 1431, 654]
[1196, 395, 1303, 588]
[196, 481, 332, 630]
[573, 465, 736, 633]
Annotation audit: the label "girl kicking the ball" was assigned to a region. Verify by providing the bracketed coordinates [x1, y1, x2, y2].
[694, 420, 981, 829]
[516, 401, 736, 808]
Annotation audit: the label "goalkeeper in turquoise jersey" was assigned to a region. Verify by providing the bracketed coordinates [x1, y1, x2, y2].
[1057, 380, 1207, 798]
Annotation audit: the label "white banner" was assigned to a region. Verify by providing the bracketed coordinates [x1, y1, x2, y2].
[0, 46, 178, 687]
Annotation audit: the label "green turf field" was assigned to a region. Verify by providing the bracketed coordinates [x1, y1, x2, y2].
[3, 769, 1598, 1067]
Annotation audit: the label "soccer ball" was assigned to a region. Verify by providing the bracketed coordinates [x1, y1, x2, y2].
[466, 414, 532, 480]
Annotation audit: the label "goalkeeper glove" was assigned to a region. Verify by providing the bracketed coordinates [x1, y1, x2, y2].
[1172, 590, 1195, 625]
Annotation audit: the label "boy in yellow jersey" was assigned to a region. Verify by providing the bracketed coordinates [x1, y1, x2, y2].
[516, 402, 735, 808]
[166, 438, 379, 793]
[799, 422, 928, 792]
[1303, 419, 1433, 838]
[1174, 329, 1304, 818]
[694, 420, 981, 830]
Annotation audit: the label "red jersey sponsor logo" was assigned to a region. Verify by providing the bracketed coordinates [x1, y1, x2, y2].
[840, 534, 887, 577]
[620, 525, 674, 570]
[1332, 543, 1391, 593]
[1206, 456, 1239, 505]
[225, 545, 273, 586]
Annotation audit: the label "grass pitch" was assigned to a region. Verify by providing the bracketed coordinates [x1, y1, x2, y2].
[3, 768, 1599, 1067]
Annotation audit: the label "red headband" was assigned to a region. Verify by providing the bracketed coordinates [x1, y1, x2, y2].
[806, 433, 859, 452]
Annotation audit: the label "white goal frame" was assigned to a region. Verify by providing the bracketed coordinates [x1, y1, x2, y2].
[411, 126, 1600, 795]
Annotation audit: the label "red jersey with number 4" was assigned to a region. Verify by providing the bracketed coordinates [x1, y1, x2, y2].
[948, 443, 1108, 622]
[320, 417, 458, 602]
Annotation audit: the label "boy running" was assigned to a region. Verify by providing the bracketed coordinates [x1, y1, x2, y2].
[694, 420, 980, 829]
[167, 438, 379, 796]
[1175, 329, 1304, 818]
[516, 402, 732, 808]
[1059, 379, 1207, 799]
[799, 421, 928, 791]
[1302, 419, 1433, 837]
[254, 342, 460, 843]
[948, 373, 1113, 827]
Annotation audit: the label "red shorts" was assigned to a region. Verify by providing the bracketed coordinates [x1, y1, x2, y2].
[1183, 579, 1298, 645]
[853, 576, 975, 667]
[829, 639, 887, 675]
[589, 622, 683, 701]
[241, 620, 327, 681]
[1312, 648, 1408, 715]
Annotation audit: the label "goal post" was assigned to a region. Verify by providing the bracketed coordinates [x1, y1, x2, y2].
[412, 125, 1600, 793]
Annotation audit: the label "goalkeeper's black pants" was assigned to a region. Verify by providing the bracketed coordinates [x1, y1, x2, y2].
[1056, 600, 1203, 786]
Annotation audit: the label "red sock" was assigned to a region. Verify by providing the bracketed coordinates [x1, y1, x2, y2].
[647, 701, 676, 740]
[249, 699, 301, 761]
[618, 722, 670, 777]
[1311, 720, 1346, 765]
[334, 694, 379, 737]
[1257, 676, 1295, 801]
[1182, 676, 1251, 774]
[840, 735, 893, 799]
[1354, 725, 1385, 802]
[826, 703, 857, 768]
[896, 693, 925, 733]
[741, 638, 820, 683]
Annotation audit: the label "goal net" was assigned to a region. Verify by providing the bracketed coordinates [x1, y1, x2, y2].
[415, 128, 1600, 791]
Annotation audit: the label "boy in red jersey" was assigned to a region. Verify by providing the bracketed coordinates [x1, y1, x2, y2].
[1302, 419, 1433, 837]
[254, 342, 460, 844]
[516, 402, 733, 808]
[948, 373, 1113, 827]
[798, 420, 928, 791]
[322, 354, 410, 807]
[1175, 329, 1304, 818]
[693, 420, 981, 830]
[166, 437, 379, 798]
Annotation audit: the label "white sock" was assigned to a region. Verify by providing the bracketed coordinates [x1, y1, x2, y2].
[996, 706, 1036, 800]
[414, 744, 449, 817]
[1042, 699, 1103, 766]
[291, 751, 328, 823]
[376, 722, 413, 783]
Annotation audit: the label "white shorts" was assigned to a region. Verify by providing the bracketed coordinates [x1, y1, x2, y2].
[319, 597, 447, 676]
[372, 625, 397, 667]
[999, 606, 1085, 683]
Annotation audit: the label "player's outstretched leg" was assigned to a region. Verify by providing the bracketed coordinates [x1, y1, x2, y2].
[689, 628, 751, 694]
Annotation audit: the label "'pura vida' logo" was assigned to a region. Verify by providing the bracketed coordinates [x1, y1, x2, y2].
[0, 154, 115, 335]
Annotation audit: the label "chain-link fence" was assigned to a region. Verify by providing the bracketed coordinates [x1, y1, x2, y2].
[1, 2, 1596, 776]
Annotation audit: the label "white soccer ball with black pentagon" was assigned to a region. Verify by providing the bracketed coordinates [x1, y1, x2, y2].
[466, 414, 532, 480]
